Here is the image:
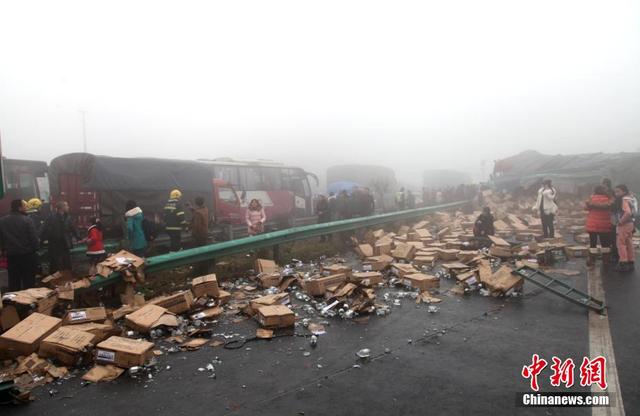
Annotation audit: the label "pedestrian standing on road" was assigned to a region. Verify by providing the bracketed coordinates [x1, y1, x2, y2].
[125, 200, 148, 258]
[534, 179, 558, 239]
[246, 198, 266, 236]
[190, 196, 210, 247]
[613, 185, 637, 272]
[336, 190, 351, 220]
[164, 189, 187, 252]
[41, 200, 78, 274]
[406, 190, 416, 209]
[0, 199, 39, 291]
[85, 217, 106, 274]
[585, 185, 613, 267]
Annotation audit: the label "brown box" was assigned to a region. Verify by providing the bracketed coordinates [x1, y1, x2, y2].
[190, 307, 224, 320]
[2, 288, 58, 315]
[304, 273, 348, 296]
[350, 271, 383, 287]
[255, 259, 279, 274]
[355, 244, 374, 258]
[435, 248, 460, 261]
[218, 290, 231, 305]
[1, 305, 20, 332]
[566, 246, 588, 258]
[124, 304, 172, 333]
[362, 256, 391, 272]
[391, 263, 419, 278]
[63, 307, 108, 325]
[250, 293, 290, 312]
[258, 273, 282, 289]
[95, 336, 154, 368]
[256, 305, 295, 328]
[374, 241, 393, 256]
[490, 245, 513, 258]
[148, 291, 194, 314]
[0, 313, 62, 356]
[403, 273, 439, 291]
[413, 255, 436, 268]
[392, 243, 416, 261]
[39, 327, 97, 366]
[67, 322, 120, 343]
[321, 264, 352, 277]
[191, 274, 220, 298]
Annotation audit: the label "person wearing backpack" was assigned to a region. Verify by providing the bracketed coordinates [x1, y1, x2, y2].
[125, 200, 147, 258]
[613, 184, 637, 272]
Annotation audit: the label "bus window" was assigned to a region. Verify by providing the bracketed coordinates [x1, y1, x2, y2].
[218, 187, 238, 204]
[214, 166, 240, 189]
[18, 173, 36, 198]
[36, 175, 50, 202]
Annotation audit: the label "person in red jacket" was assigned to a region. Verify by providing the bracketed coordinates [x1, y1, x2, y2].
[585, 185, 613, 267]
[85, 218, 106, 274]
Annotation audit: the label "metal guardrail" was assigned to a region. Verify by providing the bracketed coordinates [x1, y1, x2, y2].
[82, 200, 469, 291]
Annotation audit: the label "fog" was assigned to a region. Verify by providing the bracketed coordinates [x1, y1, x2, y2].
[1, 0, 639, 190]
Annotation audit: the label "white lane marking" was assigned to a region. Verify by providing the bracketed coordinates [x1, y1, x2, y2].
[588, 267, 625, 416]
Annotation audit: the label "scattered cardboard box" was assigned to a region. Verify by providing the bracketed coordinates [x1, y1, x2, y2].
[191, 274, 220, 297]
[95, 336, 154, 368]
[256, 305, 295, 328]
[63, 307, 107, 325]
[38, 327, 97, 366]
[148, 291, 194, 314]
[0, 313, 62, 357]
[403, 273, 439, 291]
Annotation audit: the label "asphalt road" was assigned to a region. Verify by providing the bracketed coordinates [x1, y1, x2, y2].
[5, 258, 638, 416]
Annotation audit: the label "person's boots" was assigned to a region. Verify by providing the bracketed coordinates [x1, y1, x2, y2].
[614, 262, 631, 272]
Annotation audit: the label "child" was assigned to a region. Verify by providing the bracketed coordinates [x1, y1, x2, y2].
[85, 218, 106, 274]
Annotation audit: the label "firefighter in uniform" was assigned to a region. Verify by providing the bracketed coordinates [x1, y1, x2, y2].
[26, 198, 45, 236]
[164, 189, 187, 252]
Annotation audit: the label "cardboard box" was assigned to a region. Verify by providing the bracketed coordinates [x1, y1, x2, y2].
[258, 273, 282, 289]
[63, 307, 108, 325]
[355, 244, 374, 258]
[190, 307, 224, 320]
[566, 246, 588, 258]
[255, 259, 279, 274]
[190, 274, 220, 298]
[403, 273, 439, 291]
[321, 264, 352, 277]
[391, 243, 416, 261]
[256, 305, 295, 328]
[350, 272, 383, 287]
[374, 241, 393, 256]
[413, 255, 436, 268]
[39, 327, 97, 366]
[250, 293, 290, 312]
[148, 291, 194, 314]
[489, 235, 511, 247]
[66, 322, 120, 343]
[124, 304, 173, 333]
[304, 273, 348, 296]
[362, 256, 391, 271]
[0, 313, 62, 356]
[0, 305, 20, 332]
[391, 263, 419, 278]
[480, 265, 523, 295]
[2, 288, 58, 315]
[434, 248, 460, 261]
[490, 245, 512, 258]
[95, 336, 154, 368]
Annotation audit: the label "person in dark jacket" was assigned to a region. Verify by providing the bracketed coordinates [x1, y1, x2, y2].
[164, 189, 187, 252]
[336, 191, 351, 220]
[0, 199, 40, 291]
[473, 207, 495, 238]
[41, 200, 79, 274]
[190, 196, 209, 247]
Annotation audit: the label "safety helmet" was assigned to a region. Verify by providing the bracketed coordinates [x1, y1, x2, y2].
[28, 198, 42, 210]
[170, 189, 182, 199]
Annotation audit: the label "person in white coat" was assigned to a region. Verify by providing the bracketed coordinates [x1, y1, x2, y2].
[534, 179, 558, 238]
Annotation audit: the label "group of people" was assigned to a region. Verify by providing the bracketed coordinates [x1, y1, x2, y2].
[585, 179, 638, 272]
[316, 188, 375, 224]
[0, 198, 79, 291]
[472, 177, 637, 273]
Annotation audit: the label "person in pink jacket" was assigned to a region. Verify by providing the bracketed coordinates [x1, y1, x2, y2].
[246, 199, 266, 236]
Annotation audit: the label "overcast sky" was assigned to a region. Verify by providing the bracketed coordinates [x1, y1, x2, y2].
[1, 0, 639, 189]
